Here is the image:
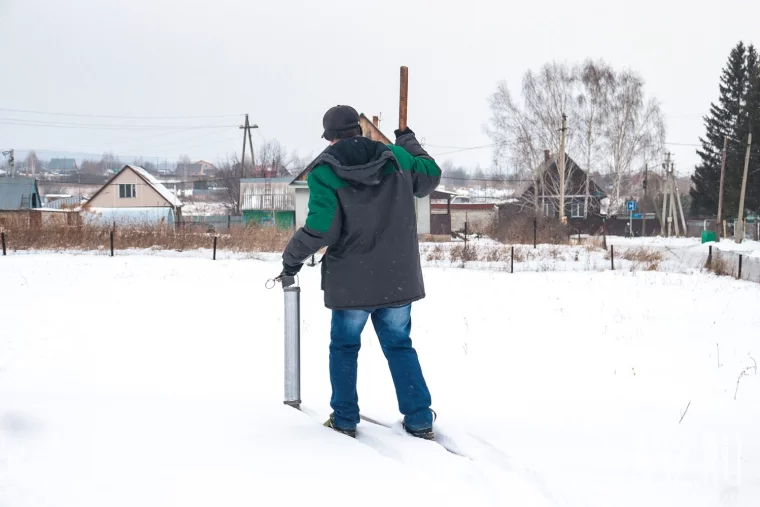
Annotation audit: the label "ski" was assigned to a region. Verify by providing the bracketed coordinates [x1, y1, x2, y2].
[298, 404, 470, 458]
[360, 414, 470, 459]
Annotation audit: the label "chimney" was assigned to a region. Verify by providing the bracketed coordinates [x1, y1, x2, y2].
[372, 115, 379, 128]
[544, 150, 551, 163]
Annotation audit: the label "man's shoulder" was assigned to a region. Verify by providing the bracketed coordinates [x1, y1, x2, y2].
[308, 163, 347, 190]
[386, 144, 413, 169]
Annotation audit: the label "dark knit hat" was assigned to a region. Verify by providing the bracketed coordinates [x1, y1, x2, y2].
[322, 105, 360, 141]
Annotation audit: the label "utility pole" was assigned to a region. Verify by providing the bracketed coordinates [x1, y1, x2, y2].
[239, 114, 259, 214]
[239, 114, 258, 179]
[673, 161, 687, 234]
[716, 135, 728, 241]
[736, 133, 752, 243]
[642, 164, 648, 237]
[1, 149, 14, 178]
[584, 123, 592, 219]
[663, 153, 672, 236]
[558, 113, 567, 222]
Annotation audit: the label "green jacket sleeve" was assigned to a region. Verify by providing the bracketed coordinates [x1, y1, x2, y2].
[282, 165, 343, 266]
[388, 132, 442, 197]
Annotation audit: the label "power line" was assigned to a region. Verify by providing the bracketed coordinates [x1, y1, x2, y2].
[430, 143, 507, 156]
[39, 118, 238, 152]
[0, 119, 237, 130]
[0, 107, 239, 120]
[665, 142, 702, 147]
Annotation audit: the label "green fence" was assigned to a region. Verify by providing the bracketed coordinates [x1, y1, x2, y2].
[242, 210, 295, 229]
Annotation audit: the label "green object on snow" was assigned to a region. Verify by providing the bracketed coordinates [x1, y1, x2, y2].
[701, 230, 717, 244]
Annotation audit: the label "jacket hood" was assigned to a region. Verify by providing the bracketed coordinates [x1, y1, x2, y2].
[318, 137, 399, 186]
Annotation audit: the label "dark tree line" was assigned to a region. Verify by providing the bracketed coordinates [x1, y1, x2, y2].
[691, 41, 760, 218]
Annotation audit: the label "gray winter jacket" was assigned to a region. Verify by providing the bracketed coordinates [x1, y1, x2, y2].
[282, 131, 441, 310]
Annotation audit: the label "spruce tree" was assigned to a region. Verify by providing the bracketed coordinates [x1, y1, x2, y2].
[690, 42, 748, 217]
[743, 45, 760, 214]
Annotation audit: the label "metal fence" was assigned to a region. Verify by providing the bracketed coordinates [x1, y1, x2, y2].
[43, 196, 81, 209]
[181, 215, 244, 231]
[686, 219, 760, 241]
[707, 248, 760, 283]
[242, 194, 294, 211]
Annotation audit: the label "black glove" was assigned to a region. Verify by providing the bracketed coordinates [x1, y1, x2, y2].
[393, 127, 432, 159]
[275, 262, 302, 288]
[394, 127, 416, 138]
[280, 261, 302, 277]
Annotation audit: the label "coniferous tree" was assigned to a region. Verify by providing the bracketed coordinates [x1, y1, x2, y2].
[690, 42, 748, 217]
[742, 45, 760, 213]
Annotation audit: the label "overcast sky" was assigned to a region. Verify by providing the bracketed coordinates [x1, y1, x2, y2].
[1, 0, 758, 175]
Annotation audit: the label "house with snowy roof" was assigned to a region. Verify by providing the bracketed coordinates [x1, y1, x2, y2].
[82, 165, 183, 227]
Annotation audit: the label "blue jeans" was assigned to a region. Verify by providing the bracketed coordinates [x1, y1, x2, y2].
[329, 304, 432, 431]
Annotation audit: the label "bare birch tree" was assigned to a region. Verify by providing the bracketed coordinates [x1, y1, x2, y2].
[487, 60, 665, 217]
[487, 63, 583, 214]
[576, 60, 615, 217]
[602, 71, 665, 212]
[256, 139, 290, 177]
[24, 151, 39, 175]
[216, 155, 242, 215]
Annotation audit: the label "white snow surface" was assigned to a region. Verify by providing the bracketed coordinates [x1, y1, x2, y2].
[1, 254, 759, 506]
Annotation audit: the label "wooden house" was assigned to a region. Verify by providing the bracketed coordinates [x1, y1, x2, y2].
[497, 151, 607, 234]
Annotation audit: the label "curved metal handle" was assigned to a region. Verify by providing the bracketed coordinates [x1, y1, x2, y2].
[265, 274, 299, 290]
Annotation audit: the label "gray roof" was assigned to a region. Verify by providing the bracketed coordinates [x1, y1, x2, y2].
[48, 158, 77, 171]
[0, 176, 40, 210]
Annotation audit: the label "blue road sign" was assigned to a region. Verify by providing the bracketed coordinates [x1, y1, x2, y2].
[632, 213, 643, 219]
[627, 200, 638, 211]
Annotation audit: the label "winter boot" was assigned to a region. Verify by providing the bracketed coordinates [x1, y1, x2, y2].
[403, 409, 437, 440]
[323, 413, 356, 438]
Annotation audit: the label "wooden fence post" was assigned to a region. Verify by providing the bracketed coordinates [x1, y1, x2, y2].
[738, 254, 743, 280]
[110, 230, 114, 257]
[511, 246, 514, 274]
[611, 245, 615, 270]
[213, 236, 218, 260]
[1, 231, 6, 256]
[707, 245, 712, 267]
[533, 218, 537, 249]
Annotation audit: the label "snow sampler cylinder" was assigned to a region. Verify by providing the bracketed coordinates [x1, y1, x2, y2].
[282, 278, 301, 408]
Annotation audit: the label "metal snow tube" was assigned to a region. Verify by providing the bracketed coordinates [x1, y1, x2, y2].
[283, 284, 301, 408]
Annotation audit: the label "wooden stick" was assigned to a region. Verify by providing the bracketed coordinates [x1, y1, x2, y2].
[399, 66, 409, 131]
[678, 401, 691, 424]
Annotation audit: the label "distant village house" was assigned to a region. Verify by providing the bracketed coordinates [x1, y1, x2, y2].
[83, 165, 183, 226]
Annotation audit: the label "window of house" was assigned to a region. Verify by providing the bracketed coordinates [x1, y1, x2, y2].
[119, 184, 136, 198]
[571, 202, 584, 218]
[543, 202, 553, 217]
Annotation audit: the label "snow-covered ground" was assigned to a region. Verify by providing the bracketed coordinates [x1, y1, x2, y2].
[1, 255, 759, 506]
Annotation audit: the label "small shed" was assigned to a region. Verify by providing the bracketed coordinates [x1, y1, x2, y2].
[290, 113, 433, 234]
[429, 189, 457, 235]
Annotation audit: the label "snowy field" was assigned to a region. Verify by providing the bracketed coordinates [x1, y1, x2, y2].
[1, 254, 759, 506]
